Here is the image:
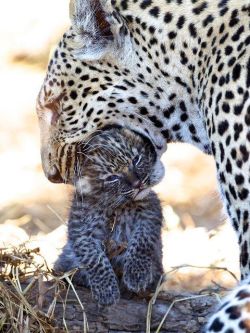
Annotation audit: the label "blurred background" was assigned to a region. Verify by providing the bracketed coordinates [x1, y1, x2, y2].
[0, 0, 239, 291]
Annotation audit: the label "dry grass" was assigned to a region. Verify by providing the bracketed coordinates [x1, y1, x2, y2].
[0, 245, 55, 332]
[146, 264, 239, 333]
[0, 245, 88, 333]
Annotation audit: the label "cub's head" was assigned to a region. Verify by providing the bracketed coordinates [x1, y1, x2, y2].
[74, 126, 164, 206]
[36, 0, 166, 184]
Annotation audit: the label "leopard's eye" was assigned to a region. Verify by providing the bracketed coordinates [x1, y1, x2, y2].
[105, 175, 120, 183]
[133, 154, 142, 166]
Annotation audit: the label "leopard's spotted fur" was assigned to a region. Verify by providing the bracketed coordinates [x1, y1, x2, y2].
[37, 0, 250, 328]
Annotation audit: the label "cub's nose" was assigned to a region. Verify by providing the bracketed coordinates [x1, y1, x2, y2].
[125, 169, 142, 188]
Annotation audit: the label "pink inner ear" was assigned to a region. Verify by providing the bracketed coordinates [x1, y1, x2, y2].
[92, 0, 113, 38]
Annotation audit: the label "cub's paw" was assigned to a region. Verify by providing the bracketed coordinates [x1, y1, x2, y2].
[123, 257, 153, 293]
[91, 274, 120, 306]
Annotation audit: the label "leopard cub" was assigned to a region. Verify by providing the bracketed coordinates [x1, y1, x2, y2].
[54, 126, 164, 305]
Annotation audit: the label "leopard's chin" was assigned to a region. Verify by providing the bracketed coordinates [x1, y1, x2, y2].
[149, 159, 165, 186]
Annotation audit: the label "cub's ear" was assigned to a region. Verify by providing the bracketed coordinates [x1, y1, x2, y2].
[69, 0, 130, 61]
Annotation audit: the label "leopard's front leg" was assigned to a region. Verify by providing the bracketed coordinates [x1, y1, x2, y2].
[123, 193, 163, 292]
[209, 94, 250, 279]
[214, 151, 250, 279]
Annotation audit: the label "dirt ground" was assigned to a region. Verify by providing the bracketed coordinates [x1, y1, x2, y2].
[0, 0, 240, 293]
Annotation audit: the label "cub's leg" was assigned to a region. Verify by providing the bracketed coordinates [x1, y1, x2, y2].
[55, 199, 120, 305]
[55, 236, 120, 305]
[123, 192, 163, 292]
[54, 242, 89, 286]
[72, 234, 120, 305]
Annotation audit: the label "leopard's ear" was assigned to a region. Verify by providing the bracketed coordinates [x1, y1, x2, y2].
[69, 0, 130, 61]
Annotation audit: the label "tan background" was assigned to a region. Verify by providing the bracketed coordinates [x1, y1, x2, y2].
[0, 0, 239, 291]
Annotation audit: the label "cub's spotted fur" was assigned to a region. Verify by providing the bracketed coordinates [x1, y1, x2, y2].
[54, 127, 164, 305]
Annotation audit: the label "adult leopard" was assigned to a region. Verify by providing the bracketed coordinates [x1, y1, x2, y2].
[37, 0, 249, 302]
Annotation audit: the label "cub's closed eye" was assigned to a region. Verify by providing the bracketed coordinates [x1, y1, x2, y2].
[105, 175, 120, 183]
[133, 154, 142, 166]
